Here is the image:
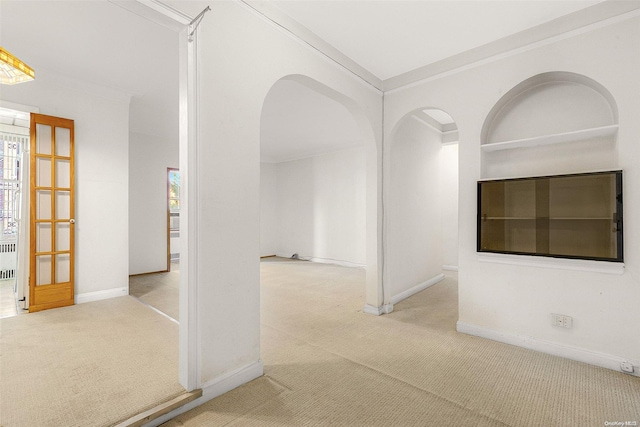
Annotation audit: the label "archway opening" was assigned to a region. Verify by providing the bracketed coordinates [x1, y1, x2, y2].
[259, 74, 378, 319]
[385, 107, 459, 325]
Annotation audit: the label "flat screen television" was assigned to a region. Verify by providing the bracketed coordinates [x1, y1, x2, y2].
[477, 170, 623, 262]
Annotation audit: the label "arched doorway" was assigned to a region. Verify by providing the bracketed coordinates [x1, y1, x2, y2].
[259, 74, 378, 309]
[384, 107, 459, 317]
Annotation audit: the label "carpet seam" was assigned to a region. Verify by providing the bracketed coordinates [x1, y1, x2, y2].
[261, 323, 514, 427]
[130, 294, 179, 324]
[220, 391, 294, 427]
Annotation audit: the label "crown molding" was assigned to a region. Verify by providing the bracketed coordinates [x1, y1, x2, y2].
[239, 0, 383, 92]
[108, 0, 192, 31]
[384, 1, 640, 92]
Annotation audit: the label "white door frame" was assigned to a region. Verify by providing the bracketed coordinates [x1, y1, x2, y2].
[109, 0, 200, 391]
[178, 17, 200, 392]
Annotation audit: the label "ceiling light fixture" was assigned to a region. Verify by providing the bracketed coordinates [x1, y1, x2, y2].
[0, 46, 35, 85]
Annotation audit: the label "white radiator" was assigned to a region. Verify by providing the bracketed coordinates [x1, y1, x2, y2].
[0, 241, 17, 279]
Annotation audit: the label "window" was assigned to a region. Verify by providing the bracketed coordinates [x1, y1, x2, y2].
[169, 169, 180, 213]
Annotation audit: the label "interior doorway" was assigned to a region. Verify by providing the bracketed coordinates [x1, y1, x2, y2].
[260, 76, 369, 272]
[386, 107, 459, 320]
[259, 73, 379, 337]
[126, 167, 181, 323]
[0, 106, 32, 317]
[0, 108, 77, 314]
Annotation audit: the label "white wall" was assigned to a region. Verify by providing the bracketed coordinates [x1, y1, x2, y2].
[129, 130, 178, 275]
[169, 0, 382, 388]
[440, 143, 459, 269]
[275, 147, 366, 266]
[385, 14, 640, 370]
[0, 70, 130, 301]
[387, 117, 442, 298]
[260, 162, 278, 257]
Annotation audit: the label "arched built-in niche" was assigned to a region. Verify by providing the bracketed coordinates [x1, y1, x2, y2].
[386, 108, 459, 305]
[481, 72, 618, 179]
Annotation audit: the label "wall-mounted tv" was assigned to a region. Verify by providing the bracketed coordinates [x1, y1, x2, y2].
[477, 170, 623, 262]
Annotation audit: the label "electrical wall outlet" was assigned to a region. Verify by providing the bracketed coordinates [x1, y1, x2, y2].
[551, 313, 564, 327]
[620, 361, 635, 373]
[551, 313, 573, 329]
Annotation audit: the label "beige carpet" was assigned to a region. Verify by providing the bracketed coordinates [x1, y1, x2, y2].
[0, 296, 185, 427]
[163, 258, 640, 426]
[0, 279, 20, 319]
[130, 264, 180, 321]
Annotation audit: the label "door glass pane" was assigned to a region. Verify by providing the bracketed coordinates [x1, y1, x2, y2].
[36, 190, 51, 220]
[55, 254, 70, 283]
[55, 159, 70, 188]
[36, 157, 52, 187]
[55, 191, 71, 219]
[36, 223, 52, 252]
[36, 124, 51, 154]
[55, 223, 70, 251]
[55, 127, 71, 157]
[36, 255, 52, 286]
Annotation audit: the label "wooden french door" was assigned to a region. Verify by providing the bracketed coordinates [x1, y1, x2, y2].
[29, 114, 75, 312]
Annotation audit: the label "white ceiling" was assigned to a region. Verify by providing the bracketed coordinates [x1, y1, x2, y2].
[269, 0, 603, 80]
[0, 0, 610, 163]
[423, 109, 455, 126]
[0, 0, 178, 136]
[260, 0, 605, 162]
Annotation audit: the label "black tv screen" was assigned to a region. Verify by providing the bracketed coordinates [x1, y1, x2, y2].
[477, 170, 623, 262]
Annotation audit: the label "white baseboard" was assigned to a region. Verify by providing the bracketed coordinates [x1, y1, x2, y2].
[147, 360, 264, 427]
[310, 257, 365, 268]
[457, 321, 639, 377]
[390, 273, 445, 305]
[363, 303, 394, 316]
[275, 253, 365, 268]
[75, 287, 128, 304]
[443, 265, 459, 271]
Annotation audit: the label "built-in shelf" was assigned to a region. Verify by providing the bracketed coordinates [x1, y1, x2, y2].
[484, 217, 535, 220]
[478, 171, 622, 262]
[481, 124, 618, 152]
[484, 217, 611, 220]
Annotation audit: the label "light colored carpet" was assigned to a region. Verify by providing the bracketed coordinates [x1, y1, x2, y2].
[0, 296, 185, 427]
[0, 279, 20, 319]
[130, 265, 180, 321]
[163, 258, 640, 426]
